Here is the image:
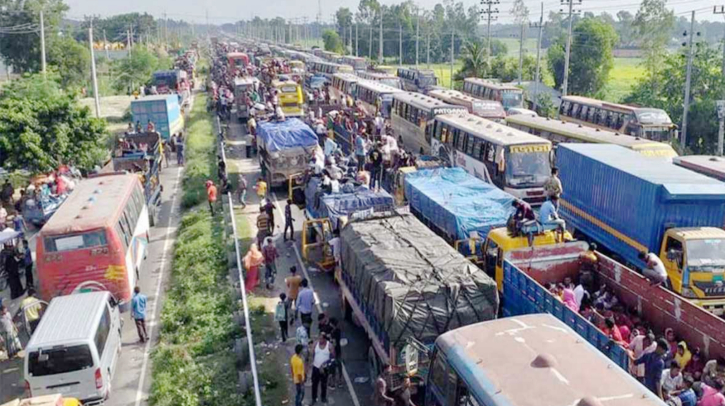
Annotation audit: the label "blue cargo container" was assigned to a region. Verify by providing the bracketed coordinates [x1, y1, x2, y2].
[131, 95, 184, 139]
[404, 167, 515, 243]
[557, 144, 725, 269]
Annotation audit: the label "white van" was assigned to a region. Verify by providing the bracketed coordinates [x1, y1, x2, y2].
[24, 291, 122, 404]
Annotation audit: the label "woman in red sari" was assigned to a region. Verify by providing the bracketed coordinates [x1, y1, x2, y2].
[243, 243, 264, 292]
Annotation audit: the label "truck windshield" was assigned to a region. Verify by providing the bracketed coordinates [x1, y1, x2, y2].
[501, 91, 523, 109]
[28, 345, 94, 376]
[505, 150, 550, 188]
[687, 239, 725, 269]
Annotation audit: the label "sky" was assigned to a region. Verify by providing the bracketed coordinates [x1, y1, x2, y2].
[64, 0, 724, 24]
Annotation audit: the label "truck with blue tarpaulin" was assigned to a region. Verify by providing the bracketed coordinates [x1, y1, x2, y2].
[556, 144, 725, 315]
[501, 242, 725, 372]
[403, 167, 514, 245]
[131, 95, 184, 140]
[257, 118, 318, 187]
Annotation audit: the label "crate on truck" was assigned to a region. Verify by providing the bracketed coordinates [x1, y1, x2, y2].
[403, 167, 514, 260]
[130, 95, 184, 140]
[557, 144, 725, 315]
[256, 118, 318, 187]
[501, 243, 725, 370]
[338, 213, 499, 387]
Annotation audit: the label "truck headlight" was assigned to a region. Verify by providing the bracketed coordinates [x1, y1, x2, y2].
[681, 287, 697, 298]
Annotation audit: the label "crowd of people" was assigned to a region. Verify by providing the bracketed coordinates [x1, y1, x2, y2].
[541, 246, 725, 406]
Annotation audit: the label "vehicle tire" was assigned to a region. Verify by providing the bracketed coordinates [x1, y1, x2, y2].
[367, 346, 379, 386]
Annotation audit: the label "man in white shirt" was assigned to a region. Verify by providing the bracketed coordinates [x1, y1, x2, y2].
[660, 361, 684, 399]
[374, 113, 384, 135]
[639, 251, 668, 286]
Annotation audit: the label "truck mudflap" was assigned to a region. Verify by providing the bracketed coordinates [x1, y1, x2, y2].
[502, 259, 630, 370]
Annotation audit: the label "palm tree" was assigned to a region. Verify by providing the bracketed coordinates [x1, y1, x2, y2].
[454, 39, 488, 82]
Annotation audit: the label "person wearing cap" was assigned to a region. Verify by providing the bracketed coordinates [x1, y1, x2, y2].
[206, 180, 217, 216]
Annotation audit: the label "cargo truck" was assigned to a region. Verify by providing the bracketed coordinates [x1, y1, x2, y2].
[501, 243, 725, 370]
[557, 144, 725, 315]
[337, 213, 498, 389]
[256, 118, 318, 187]
[130, 95, 184, 140]
[673, 155, 725, 182]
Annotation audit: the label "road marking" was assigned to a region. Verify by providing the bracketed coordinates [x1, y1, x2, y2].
[134, 166, 182, 406]
[271, 192, 361, 406]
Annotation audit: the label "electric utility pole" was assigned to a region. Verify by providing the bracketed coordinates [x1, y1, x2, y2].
[531, 2, 544, 111]
[399, 23, 403, 66]
[561, 0, 581, 97]
[450, 26, 454, 89]
[714, 5, 725, 155]
[518, 22, 525, 85]
[378, 8, 383, 64]
[480, 0, 499, 60]
[681, 10, 696, 149]
[88, 19, 101, 118]
[40, 9, 46, 76]
[416, 9, 420, 67]
[356, 20, 359, 56]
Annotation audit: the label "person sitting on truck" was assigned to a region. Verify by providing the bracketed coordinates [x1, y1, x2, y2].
[602, 317, 627, 347]
[676, 342, 693, 371]
[639, 251, 668, 287]
[630, 331, 657, 381]
[661, 361, 684, 400]
[539, 196, 566, 237]
[147, 120, 155, 132]
[684, 348, 705, 381]
[510, 199, 536, 236]
[703, 357, 725, 387]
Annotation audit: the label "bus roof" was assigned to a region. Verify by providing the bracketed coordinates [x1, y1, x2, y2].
[354, 79, 402, 94]
[437, 314, 666, 406]
[392, 92, 467, 112]
[271, 78, 299, 86]
[562, 95, 637, 114]
[41, 174, 140, 237]
[673, 155, 725, 179]
[234, 77, 258, 86]
[437, 113, 552, 147]
[358, 71, 397, 79]
[464, 77, 522, 91]
[506, 114, 677, 156]
[398, 67, 435, 75]
[332, 72, 359, 82]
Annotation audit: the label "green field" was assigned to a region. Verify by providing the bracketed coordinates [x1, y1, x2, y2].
[605, 57, 645, 102]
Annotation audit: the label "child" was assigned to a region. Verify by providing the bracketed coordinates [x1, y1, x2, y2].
[274, 293, 289, 342]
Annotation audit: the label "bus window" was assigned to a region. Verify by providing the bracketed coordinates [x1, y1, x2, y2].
[473, 139, 482, 159]
[465, 134, 474, 156]
[430, 353, 448, 402]
[486, 143, 495, 163]
[43, 230, 108, 253]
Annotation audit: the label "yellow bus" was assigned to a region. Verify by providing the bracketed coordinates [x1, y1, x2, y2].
[558, 95, 677, 142]
[462, 78, 523, 110]
[272, 79, 304, 117]
[505, 113, 678, 159]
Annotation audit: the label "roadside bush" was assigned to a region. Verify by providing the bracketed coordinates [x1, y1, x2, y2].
[180, 94, 217, 208]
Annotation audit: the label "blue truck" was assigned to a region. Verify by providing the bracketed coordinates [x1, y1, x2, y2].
[556, 144, 725, 314]
[131, 95, 184, 140]
[403, 167, 514, 254]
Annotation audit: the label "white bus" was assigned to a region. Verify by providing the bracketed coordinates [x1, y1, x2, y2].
[354, 80, 402, 118]
[341, 55, 367, 71]
[505, 113, 678, 159]
[428, 89, 506, 123]
[309, 61, 354, 80]
[330, 73, 360, 105]
[430, 112, 551, 204]
[391, 92, 467, 155]
[357, 71, 402, 89]
[462, 78, 524, 110]
[397, 67, 438, 93]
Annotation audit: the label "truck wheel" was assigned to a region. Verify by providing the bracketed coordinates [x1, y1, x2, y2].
[367, 347, 380, 386]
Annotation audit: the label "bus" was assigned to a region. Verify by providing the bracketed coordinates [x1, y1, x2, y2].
[354, 80, 402, 118]
[341, 55, 367, 71]
[462, 78, 523, 111]
[330, 73, 360, 104]
[321, 50, 342, 63]
[272, 79, 305, 117]
[227, 52, 249, 72]
[357, 70, 402, 89]
[558, 95, 677, 142]
[391, 92, 467, 155]
[429, 113, 551, 204]
[397, 67, 438, 93]
[309, 61, 354, 80]
[673, 155, 725, 182]
[506, 113, 678, 159]
[373, 65, 397, 75]
[428, 89, 506, 123]
[425, 314, 666, 406]
[36, 174, 151, 312]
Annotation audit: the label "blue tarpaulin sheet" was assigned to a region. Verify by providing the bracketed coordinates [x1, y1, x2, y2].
[304, 176, 394, 229]
[257, 118, 318, 153]
[404, 167, 515, 242]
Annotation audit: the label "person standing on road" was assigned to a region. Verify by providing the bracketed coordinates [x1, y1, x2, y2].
[20, 288, 42, 334]
[291, 344, 306, 406]
[373, 366, 396, 406]
[131, 286, 148, 343]
[311, 332, 335, 406]
[4, 244, 24, 299]
[329, 318, 343, 389]
[0, 304, 22, 358]
[355, 133, 367, 172]
[296, 279, 315, 337]
[284, 199, 295, 241]
[369, 143, 384, 191]
[262, 237, 279, 289]
[206, 180, 218, 216]
[163, 138, 172, 168]
[264, 200, 276, 234]
[176, 139, 185, 166]
[274, 293, 290, 342]
[237, 175, 248, 208]
[286, 266, 302, 308]
[22, 239, 33, 289]
[255, 177, 268, 200]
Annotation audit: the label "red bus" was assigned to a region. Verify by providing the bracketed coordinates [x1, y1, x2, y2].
[227, 52, 249, 72]
[36, 174, 151, 312]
